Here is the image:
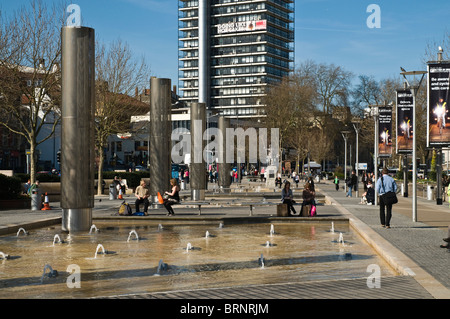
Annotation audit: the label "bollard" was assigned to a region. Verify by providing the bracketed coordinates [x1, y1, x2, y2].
[31, 189, 42, 211]
[109, 184, 117, 200]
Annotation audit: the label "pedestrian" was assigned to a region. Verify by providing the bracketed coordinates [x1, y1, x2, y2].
[440, 225, 450, 249]
[135, 180, 150, 215]
[362, 172, 369, 192]
[164, 178, 180, 216]
[376, 167, 398, 229]
[27, 180, 40, 196]
[346, 170, 357, 197]
[307, 176, 315, 192]
[119, 177, 127, 195]
[447, 186, 450, 208]
[281, 181, 297, 216]
[24, 179, 31, 195]
[333, 175, 339, 191]
[294, 173, 299, 188]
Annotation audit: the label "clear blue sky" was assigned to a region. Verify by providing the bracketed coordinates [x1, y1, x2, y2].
[1, 0, 449, 92]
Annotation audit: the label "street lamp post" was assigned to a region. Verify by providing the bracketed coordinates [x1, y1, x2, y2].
[353, 122, 361, 197]
[400, 68, 426, 222]
[341, 131, 351, 193]
[369, 104, 383, 206]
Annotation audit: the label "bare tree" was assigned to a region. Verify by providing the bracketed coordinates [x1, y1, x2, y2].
[95, 39, 150, 195]
[315, 62, 353, 114]
[0, 0, 64, 182]
[262, 77, 297, 173]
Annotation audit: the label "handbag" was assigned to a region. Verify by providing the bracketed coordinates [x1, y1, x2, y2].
[310, 205, 317, 217]
[381, 177, 398, 205]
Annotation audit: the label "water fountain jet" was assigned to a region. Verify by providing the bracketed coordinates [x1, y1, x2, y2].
[269, 224, 275, 236]
[127, 230, 139, 242]
[89, 225, 99, 234]
[16, 228, 28, 236]
[0, 252, 10, 260]
[258, 254, 265, 268]
[338, 232, 345, 246]
[40, 264, 58, 283]
[94, 244, 106, 258]
[156, 259, 168, 275]
[52, 234, 64, 245]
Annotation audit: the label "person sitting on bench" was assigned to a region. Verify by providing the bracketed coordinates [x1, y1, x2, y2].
[301, 182, 315, 215]
[135, 180, 150, 215]
[281, 181, 297, 216]
[163, 178, 180, 216]
[275, 176, 282, 188]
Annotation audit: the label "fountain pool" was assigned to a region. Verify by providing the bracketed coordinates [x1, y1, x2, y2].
[0, 220, 396, 298]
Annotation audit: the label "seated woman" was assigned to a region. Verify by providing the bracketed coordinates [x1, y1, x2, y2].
[164, 178, 180, 216]
[301, 182, 316, 215]
[275, 176, 282, 188]
[281, 181, 297, 216]
[361, 180, 375, 205]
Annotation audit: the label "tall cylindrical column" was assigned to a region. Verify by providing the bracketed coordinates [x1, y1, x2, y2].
[218, 116, 231, 190]
[61, 26, 95, 232]
[190, 102, 206, 200]
[149, 77, 172, 206]
[198, 0, 209, 105]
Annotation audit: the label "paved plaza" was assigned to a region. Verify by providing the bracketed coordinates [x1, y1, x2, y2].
[0, 179, 449, 300]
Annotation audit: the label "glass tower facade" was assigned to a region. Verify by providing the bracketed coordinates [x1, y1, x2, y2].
[178, 0, 294, 118]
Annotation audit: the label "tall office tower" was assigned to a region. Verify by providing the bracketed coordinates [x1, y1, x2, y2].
[178, 0, 294, 119]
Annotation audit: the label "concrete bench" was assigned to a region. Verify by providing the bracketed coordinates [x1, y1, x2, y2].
[237, 201, 278, 216]
[277, 202, 316, 217]
[178, 201, 211, 215]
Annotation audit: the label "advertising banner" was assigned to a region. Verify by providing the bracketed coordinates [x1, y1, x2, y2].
[217, 20, 267, 34]
[396, 89, 413, 153]
[428, 62, 450, 147]
[378, 106, 392, 157]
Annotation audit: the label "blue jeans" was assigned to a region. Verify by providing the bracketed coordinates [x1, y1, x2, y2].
[347, 186, 352, 197]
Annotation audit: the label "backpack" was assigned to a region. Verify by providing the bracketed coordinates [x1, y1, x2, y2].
[118, 201, 132, 216]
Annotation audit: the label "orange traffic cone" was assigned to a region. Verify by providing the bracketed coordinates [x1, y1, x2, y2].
[41, 192, 51, 210]
[118, 188, 123, 200]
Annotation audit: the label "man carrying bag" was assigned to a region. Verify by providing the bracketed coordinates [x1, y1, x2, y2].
[375, 168, 398, 229]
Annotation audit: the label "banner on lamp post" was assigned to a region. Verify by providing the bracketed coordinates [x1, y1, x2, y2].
[427, 62, 450, 147]
[378, 106, 392, 158]
[396, 89, 413, 154]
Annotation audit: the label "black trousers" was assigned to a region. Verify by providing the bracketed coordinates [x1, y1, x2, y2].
[164, 199, 178, 215]
[283, 199, 296, 216]
[379, 195, 392, 226]
[135, 198, 149, 213]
